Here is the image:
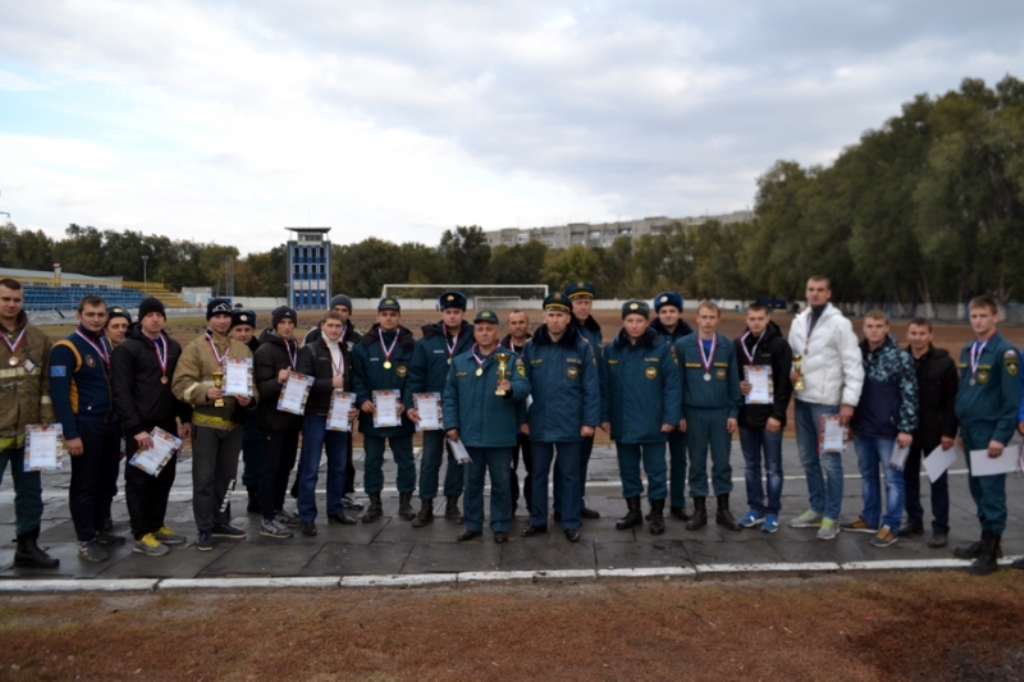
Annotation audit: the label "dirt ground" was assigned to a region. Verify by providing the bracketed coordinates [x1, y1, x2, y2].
[2, 571, 1024, 681]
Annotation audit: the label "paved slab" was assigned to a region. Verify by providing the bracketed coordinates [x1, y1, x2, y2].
[3, 438, 1024, 581]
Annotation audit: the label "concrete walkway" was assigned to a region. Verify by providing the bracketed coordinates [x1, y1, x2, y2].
[2, 439, 1023, 586]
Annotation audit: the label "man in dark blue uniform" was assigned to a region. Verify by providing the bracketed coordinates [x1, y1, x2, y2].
[562, 281, 603, 520]
[951, 296, 1022, 575]
[406, 291, 473, 527]
[521, 293, 600, 542]
[444, 310, 530, 543]
[675, 301, 743, 531]
[650, 291, 694, 521]
[50, 295, 126, 562]
[351, 297, 418, 523]
[601, 301, 681, 535]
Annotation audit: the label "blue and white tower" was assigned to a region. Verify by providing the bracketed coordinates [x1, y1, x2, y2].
[285, 227, 331, 310]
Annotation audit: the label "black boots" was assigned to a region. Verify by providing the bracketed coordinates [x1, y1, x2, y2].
[445, 495, 463, 524]
[362, 493, 383, 523]
[649, 499, 665, 535]
[686, 497, 708, 530]
[14, 527, 60, 569]
[955, 532, 1004, 560]
[966, 530, 1001, 577]
[615, 496, 643, 530]
[411, 500, 434, 528]
[246, 485, 261, 514]
[716, 494, 741, 531]
[670, 505, 690, 521]
[398, 493, 416, 521]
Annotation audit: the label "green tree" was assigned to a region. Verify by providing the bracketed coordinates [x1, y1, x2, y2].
[437, 226, 491, 284]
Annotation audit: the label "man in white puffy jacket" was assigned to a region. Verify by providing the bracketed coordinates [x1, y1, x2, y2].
[787, 276, 864, 540]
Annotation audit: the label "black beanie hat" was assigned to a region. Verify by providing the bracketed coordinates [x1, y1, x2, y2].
[207, 298, 232, 320]
[271, 306, 298, 329]
[137, 297, 165, 320]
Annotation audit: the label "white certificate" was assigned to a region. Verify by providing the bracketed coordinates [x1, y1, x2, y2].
[743, 365, 773, 405]
[819, 415, 846, 454]
[890, 443, 910, 471]
[129, 427, 182, 477]
[413, 392, 442, 431]
[969, 447, 1018, 477]
[373, 390, 401, 428]
[923, 444, 958, 483]
[277, 372, 313, 415]
[24, 424, 64, 472]
[327, 391, 356, 432]
[224, 357, 253, 397]
[447, 437, 472, 464]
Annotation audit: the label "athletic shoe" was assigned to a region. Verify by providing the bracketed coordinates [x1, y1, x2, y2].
[927, 533, 947, 549]
[133, 533, 170, 556]
[211, 524, 246, 540]
[870, 526, 898, 548]
[155, 525, 186, 545]
[96, 532, 126, 547]
[789, 510, 823, 529]
[840, 516, 878, 534]
[816, 518, 839, 541]
[761, 514, 780, 534]
[78, 539, 109, 563]
[738, 510, 765, 528]
[196, 530, 215, 551]
[275, 510, 302, 528]
[260, 519, 293, 539]
[342, 495, 364, 511]
[300, 521, 317, 537]
[897, 523, 924, 538]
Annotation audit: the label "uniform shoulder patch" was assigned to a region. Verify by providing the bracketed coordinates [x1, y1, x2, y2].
[50, 365, 66, 377]
[1006, 353, 1020, 377]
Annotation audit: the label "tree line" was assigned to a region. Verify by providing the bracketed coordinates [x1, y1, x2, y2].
[3, 75, 1021, 306]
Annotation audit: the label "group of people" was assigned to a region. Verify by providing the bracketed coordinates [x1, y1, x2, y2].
[0, 274, 1022, 576]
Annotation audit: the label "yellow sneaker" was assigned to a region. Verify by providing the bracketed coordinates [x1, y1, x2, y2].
[133, 533, 169, 556]
[155, 525, 186, 545]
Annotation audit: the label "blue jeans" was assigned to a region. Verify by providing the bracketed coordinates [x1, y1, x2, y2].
[531, 441, 581, 530]
[794, 400, 844, 521]
[615, 442, 667, 501]
[418, 430, 464, 501]
[297, 415, 349, 522]
[739, 427, 783, 515]
[854, 436, 904, 532]
[463, 446, 513, 534]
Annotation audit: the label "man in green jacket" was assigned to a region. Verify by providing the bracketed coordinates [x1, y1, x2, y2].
[444, 310, 530, 543]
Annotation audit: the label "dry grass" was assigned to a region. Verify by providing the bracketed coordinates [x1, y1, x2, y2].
[2, 571, 1023, 681]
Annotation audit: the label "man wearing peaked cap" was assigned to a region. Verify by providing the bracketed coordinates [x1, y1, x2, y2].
[560, 281, 603, 520]
[405, 290, 473, 527]
[650, 291, 694, 521]
[378, 297, 401, 312]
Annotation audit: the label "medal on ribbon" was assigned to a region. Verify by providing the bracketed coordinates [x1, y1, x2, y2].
[380, 331, 399, 370]
[2, 327, 26, 366]
[699, 335, 717, 381]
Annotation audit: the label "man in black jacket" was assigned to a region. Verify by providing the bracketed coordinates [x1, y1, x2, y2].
[901, 317, 959, 547]
[110, 297, 193, 556]
[734, 304, 793, 534]
[229, 310, 263, 514]
[295, 311, 359, 535]
[254, 306, 303, 539]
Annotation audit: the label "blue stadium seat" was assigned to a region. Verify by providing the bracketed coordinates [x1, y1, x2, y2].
[21, 284, 147, 311]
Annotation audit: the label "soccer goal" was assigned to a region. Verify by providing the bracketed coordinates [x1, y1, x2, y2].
[379, 284, 549, 310]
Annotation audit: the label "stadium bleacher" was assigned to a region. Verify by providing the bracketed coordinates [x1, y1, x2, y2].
[21, 284, 148, 311]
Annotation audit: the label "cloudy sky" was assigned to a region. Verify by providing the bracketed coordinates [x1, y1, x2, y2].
[1, 1, 1022, 254]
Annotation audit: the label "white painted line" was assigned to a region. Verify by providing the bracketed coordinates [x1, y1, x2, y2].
[159, 577, 340, 590]
[598, 567, 696, 578]
[458, 571, 538, 583]
[342, 574, 457, 587]
[841, 559, 971, 571]
[998, 555, 1024, 566]
[529, 569, 597, 581]
[0, 579, 157, 592]
[696, 562, 841, 574]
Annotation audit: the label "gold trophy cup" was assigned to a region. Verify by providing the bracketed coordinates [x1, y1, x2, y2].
[792, 355, 805, 391]
[494, 351, 511, 396]
[212, 370, 225, 407]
